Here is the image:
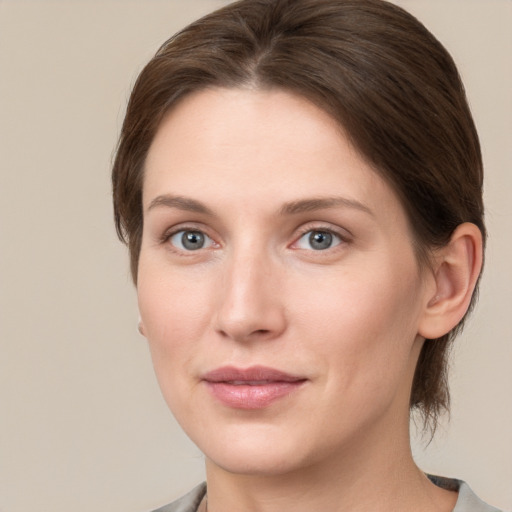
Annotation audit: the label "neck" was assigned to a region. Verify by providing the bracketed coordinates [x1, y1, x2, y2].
[203, 417, 456, 512]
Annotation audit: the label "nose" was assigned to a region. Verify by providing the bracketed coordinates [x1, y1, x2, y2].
[214, 249, 287, 343]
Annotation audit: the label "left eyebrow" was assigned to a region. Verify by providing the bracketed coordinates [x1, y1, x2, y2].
[279, 197, 374, 217]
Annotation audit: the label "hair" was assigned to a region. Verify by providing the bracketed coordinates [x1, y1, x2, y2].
[112, 0, 485, 432]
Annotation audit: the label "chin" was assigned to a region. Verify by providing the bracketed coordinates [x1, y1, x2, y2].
[208, 447, 306, 477]
[196, 424, 328, 477]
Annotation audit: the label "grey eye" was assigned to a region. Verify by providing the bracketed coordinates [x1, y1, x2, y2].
[309, 231, 332, 250]
[296, 230, 341, 250]
[170, 230, 213, 251]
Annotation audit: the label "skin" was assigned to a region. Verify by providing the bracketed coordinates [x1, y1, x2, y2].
[137, 88, 472, 512]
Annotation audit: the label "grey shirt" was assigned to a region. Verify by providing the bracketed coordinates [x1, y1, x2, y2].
[151, 477, 503, 512]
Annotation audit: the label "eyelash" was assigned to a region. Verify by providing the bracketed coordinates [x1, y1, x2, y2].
[160, 225, 218, 254]
[160, 224, 351, 254]
[291, 225, 351, 252]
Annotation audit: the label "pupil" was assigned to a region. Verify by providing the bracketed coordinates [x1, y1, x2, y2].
[182, 231, 204, 250]
[309, 231, 332, 250]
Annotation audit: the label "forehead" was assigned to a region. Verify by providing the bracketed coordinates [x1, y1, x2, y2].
[143, 87, 402, 221]
[146, 87, 349, 170]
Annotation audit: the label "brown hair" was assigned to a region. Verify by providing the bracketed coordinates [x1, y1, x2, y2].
[112, 0, 485, 432]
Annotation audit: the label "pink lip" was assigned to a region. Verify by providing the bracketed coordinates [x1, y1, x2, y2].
[202, 365, 307, 410]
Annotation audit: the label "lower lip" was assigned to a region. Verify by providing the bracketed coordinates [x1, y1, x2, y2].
[204, 381, 305, 409]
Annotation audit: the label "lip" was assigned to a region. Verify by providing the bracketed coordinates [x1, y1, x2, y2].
[202, 365, 307, 410]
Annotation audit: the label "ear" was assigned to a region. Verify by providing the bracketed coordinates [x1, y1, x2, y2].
[418, 222, 483, 340]
[137, 315, 146, 337]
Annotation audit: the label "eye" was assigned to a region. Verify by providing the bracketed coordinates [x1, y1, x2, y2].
[169, 230, 214, 251]
[295, 230, 342, 251]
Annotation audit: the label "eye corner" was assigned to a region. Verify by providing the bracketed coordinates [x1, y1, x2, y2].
[161, 226, 219, 254]
[290, 226, 350, 253]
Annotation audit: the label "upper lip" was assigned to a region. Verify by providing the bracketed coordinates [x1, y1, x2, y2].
[202, 365, 306, 384]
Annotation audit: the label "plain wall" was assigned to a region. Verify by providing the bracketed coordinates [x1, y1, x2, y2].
[0, 1, 510, 511]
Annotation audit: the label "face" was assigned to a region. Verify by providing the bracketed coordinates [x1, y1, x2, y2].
[138, 88, 432, 476]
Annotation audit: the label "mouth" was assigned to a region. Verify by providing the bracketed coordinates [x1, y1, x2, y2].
[202, 365, 307, 410]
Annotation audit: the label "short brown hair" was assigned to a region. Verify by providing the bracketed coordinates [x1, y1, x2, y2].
[112, 0, 485, 431]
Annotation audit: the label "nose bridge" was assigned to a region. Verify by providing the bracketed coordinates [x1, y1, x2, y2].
[215, 241, 285, 342]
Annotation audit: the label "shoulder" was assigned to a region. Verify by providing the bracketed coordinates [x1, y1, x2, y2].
[149, 483, 207, 512]
[148, 478, 505, 512]
[427, 475, 504, 512]
[455, 481, 504, 512]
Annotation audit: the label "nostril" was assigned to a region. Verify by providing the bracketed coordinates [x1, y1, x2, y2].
[214, 298, 287, 342]
[217, 327, 272, 341]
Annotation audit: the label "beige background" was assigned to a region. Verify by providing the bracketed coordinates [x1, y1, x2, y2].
[0, 1, 510, 511]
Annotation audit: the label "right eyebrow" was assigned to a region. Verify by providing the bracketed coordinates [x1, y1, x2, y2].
[146, 194, 214, 216]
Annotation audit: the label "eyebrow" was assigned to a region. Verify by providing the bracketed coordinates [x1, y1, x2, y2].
[147, 195, 214, 216]
[280, 197, 373, 216]
[146, 194, 373, 217]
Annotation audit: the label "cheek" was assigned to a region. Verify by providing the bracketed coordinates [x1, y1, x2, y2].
[136, 267, 217, 426]
[295, 257, 420, 331]
[291, 259, 423, 387]
[137, 261, 213, 373]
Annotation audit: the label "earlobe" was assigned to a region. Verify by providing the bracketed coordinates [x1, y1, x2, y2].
[419, 222, 483, 340]
[138, 316, 146, 337]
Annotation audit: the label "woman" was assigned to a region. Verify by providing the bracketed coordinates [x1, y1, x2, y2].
[112, 0, 500, 511]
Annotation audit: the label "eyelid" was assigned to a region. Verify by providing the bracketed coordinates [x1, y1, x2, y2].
[170, 230, 215, 251]
[160, 223, 221, 252]
[294, 222, 352, 240]
[157, 221, 350, 253]
[290, 223, 352, 250]
[161, 221, 211, 240]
